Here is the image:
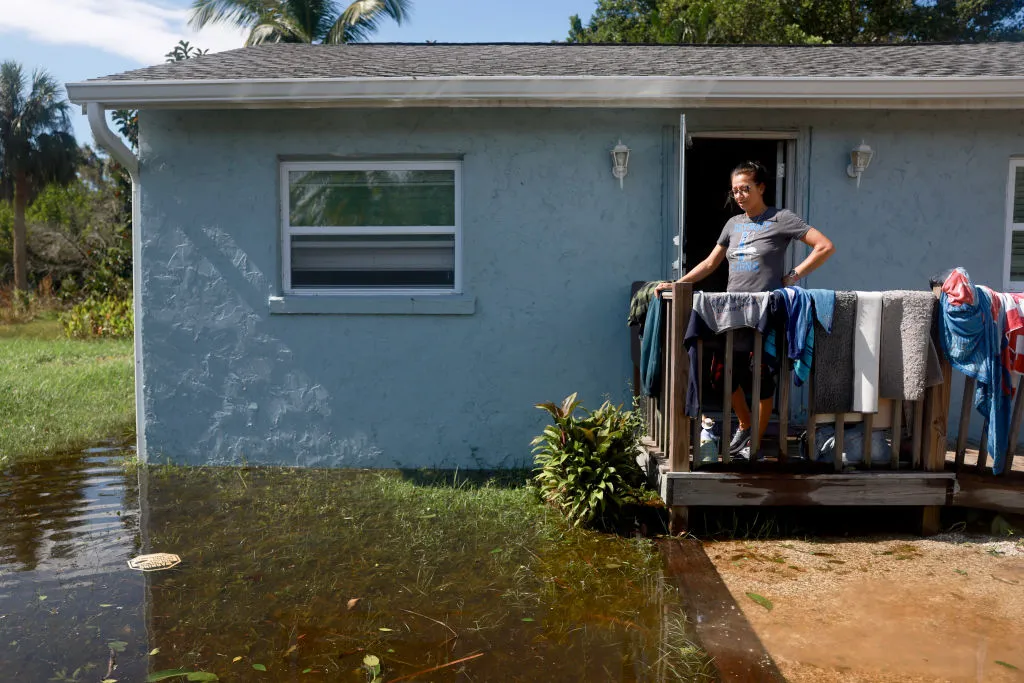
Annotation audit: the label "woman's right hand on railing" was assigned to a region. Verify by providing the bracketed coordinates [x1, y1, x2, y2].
[655, 281, 676, 297]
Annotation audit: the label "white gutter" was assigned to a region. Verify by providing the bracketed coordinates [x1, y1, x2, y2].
[67, 75, 1024, 109]
[86, 104, 138, 178]
[85, 103, 146, 463]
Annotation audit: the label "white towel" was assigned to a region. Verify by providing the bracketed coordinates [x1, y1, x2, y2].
[853, 292, 883, 413]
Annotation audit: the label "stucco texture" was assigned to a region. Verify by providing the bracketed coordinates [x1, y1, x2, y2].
[138, 108, 669, 466]
[138, 107, 1024, 466]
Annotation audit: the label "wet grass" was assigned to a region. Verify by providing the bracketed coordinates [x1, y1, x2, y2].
[0, 317, 134, 464]
[137, 465, 715, 681]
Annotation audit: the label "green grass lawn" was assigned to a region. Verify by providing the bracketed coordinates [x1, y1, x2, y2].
[0, 317, 134, 464]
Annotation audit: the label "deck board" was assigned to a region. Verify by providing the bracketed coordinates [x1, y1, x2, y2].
[664, 472, 954, 507]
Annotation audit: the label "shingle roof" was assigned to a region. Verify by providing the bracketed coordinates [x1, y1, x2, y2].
[92, 42, 1024, 82]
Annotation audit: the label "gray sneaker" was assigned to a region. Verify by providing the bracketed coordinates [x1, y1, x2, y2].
[729, 427, 751, 454]
[734, 445, 765, 462]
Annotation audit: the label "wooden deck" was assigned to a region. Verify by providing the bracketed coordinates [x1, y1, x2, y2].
[636, 282, 1024, 533]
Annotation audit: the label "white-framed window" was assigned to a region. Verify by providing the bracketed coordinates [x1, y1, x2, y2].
[1005, 159, 1024, 292]
[280, 160, 461, 295]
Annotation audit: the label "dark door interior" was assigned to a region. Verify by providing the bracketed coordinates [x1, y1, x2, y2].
[683, 138, 780, 293]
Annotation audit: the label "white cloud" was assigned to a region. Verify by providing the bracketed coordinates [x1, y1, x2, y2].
[0, 0, 248, 65]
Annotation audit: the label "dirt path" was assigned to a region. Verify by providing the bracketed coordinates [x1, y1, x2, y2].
[704, 534, 1024, 682]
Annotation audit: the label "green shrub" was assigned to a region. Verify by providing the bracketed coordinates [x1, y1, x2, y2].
[61, 296, 133, 338]
[531, 393, 649, 529]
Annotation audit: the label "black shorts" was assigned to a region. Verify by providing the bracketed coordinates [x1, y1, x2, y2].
[708, 331, 777, 402]
[731, 351, 777, 401]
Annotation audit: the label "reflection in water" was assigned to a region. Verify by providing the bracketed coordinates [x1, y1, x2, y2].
[0, 451, 146, 680]
[1, 456, 711, 681]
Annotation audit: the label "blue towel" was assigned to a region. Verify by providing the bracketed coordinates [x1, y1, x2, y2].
[807, 289, 836, 334]
[940, 280, 1013, 474]
[640, 295, 664, 397]
[766, 287, 816, 387]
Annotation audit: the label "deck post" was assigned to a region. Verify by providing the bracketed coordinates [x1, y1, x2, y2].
[1003, 376, 1024, 476]
[921, 359, 952, 535]
[750, 330, 763, 461]
[667, 282, 692, 534]
[891, 400, 903, 469]
[721, 331, 734, 464]
[778, 348, 790, 461]
[954, 377, 976, 470]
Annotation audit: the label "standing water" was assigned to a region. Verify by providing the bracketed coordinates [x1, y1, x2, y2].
[1, 451, 712, 681]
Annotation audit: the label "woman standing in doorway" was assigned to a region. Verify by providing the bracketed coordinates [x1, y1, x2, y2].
[657, 161, 835, 458]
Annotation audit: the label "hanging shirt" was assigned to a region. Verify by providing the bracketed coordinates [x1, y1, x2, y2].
[717, 208, 810, 292]
[941, 269, 1014, 474]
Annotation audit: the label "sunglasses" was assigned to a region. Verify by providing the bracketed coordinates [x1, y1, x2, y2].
[731, 185, 753, 197]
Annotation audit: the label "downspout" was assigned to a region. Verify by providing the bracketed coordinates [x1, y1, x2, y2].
[85, 103, 146, 463]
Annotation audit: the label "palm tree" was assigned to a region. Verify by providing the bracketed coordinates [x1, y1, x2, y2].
[0, 62, 78, 290]
[189, 0, 412, 45]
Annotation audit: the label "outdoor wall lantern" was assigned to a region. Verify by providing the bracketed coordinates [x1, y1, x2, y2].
[846, 141, 874, 187]
[611, 140, 630, 189]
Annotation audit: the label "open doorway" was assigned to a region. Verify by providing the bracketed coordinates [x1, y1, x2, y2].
[682, 137, 790, 293]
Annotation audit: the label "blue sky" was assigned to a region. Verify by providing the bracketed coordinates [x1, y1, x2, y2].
[0, 0, 595, 144]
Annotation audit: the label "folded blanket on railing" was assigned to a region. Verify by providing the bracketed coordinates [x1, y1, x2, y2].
[639, 295, 665, 397]
[879, 291, 945, 402]
[813, 292, 857, 413]
[853, 292, 884, 413]
[683, 292, 772, 417]
[691, 292, 770, 332]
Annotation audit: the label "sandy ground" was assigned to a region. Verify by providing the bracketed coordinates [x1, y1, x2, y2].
[705, 533, 1024, 683]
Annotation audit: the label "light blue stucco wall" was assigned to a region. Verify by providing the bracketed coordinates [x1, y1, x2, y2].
[138, 107, 1024, 466]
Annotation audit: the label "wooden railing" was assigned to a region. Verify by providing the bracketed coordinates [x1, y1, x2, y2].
[639, 282, 952, 476]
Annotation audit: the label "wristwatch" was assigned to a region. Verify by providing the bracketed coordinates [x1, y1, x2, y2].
[784, 269, 799, 283]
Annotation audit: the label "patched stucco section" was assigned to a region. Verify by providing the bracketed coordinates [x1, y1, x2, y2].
[138, 108, 668, 466]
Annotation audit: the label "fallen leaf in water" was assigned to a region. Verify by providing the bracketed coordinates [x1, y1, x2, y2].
[149, 648, 160, 656]
[108, 641, 128, 653]
[252, 663, 267, 671]
[378, 627, 394, 632]
[746, 593, 773, 611]
[99, 604, 114, 608]
[282, 645, 297, 657]
[604, 564, 620, 569]
[302, 669, 312, 674]
[363, 655, 380, 667]
[490, 548, 502, 554]
[347, 598, 361, 610]
[37, 595, 47, 601]
[102, 679, 117, 683]
[232, 657, 242, 663]
[521, 617, 535, 622]
[186, 674, 219, 682]
[996, 661, 1019, 670]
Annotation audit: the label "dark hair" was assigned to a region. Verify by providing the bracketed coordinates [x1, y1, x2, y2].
[731, 160, 768, 186]
[725, 160, 770, 209]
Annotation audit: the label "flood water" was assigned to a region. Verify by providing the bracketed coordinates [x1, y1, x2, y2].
[0, 451, 712, 681]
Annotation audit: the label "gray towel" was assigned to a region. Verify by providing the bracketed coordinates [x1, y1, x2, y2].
[813, 291, 857, 413]
[879, 291, 942, 402]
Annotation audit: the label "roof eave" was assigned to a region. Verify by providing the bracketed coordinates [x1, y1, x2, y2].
[65, 75, 1024, 109]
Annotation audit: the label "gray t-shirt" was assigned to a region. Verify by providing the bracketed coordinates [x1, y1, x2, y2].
[716, 207, 810, 292]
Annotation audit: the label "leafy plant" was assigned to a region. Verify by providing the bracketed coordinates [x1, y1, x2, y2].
[61, 295, 133, 338]
[531, 393, 648, 528]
